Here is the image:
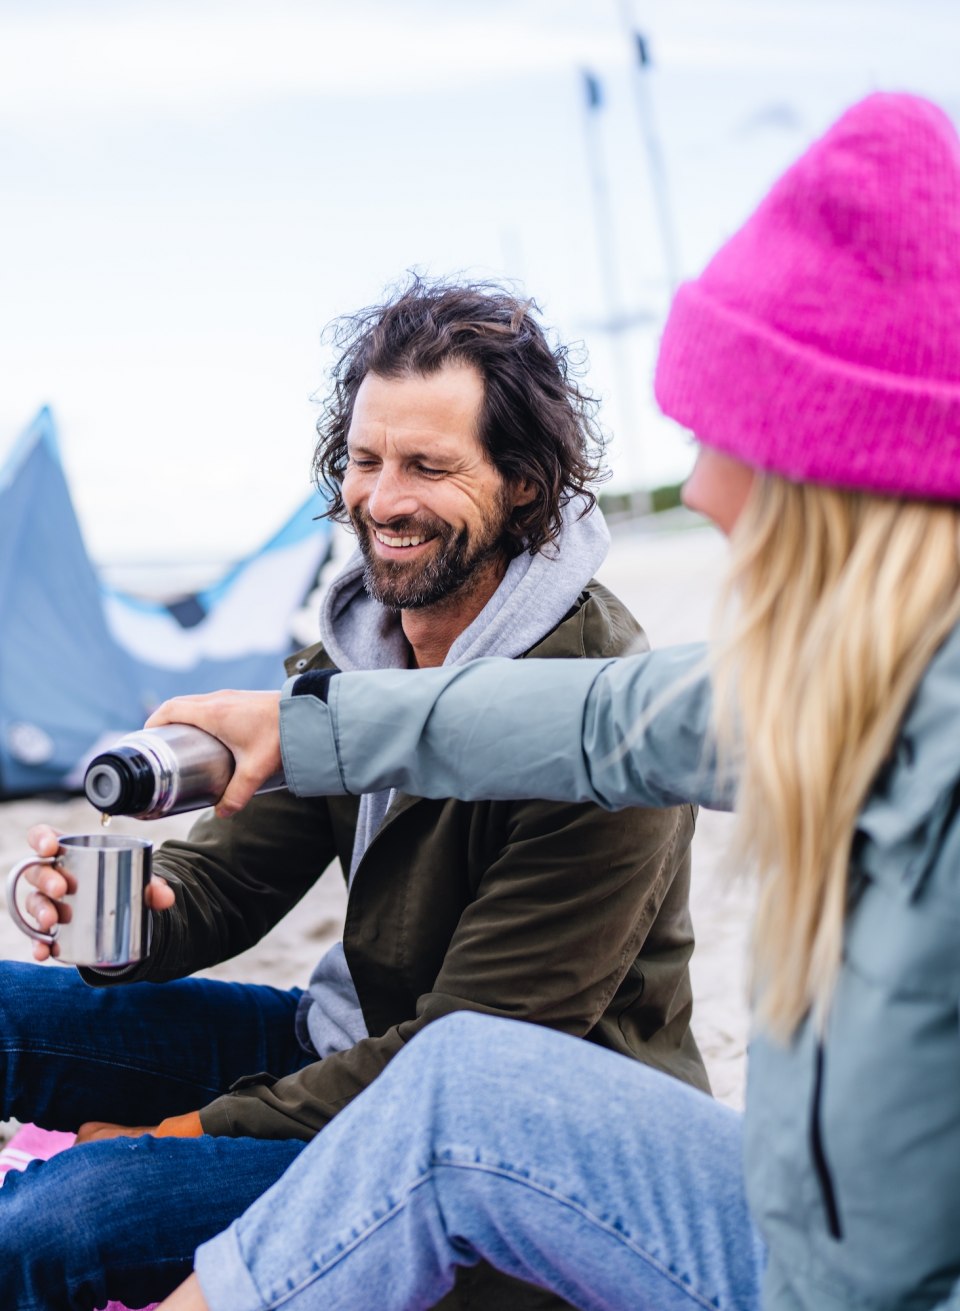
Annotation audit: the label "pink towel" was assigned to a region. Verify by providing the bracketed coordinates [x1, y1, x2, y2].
[0, 1123, 159, 1311]
[0, 1120, 76, 1178]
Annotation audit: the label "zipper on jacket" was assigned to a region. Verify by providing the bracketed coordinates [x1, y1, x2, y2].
[810, 1042, 843, 1241]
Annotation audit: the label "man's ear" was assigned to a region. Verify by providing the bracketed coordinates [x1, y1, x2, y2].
[511, 478, 537, 508]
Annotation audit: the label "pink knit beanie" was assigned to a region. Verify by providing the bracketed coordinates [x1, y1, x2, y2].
[654, 93, 960, 499]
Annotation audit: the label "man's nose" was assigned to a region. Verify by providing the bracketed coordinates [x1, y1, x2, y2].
[366, 466, 419, 523]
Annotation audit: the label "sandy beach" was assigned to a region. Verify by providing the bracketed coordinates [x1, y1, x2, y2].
[0, 518, 751, 1147]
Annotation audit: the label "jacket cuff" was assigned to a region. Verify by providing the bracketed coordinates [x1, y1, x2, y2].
[199, 1070, 284, 1138]
[292, 668, 339, 701]
[279, 684, 348, 796]
[195, 1224, 265, 1311]
[198, 1087, 317, 1141]
[76, 909, 160, 986]
[198, 1097, 237, 1137]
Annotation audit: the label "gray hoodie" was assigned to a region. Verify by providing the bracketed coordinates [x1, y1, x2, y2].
[299, 502, 610, 1059]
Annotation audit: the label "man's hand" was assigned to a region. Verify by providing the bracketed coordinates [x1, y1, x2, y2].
[146, 690, 282, 818]
[74, 1110, 203, 1144]
[22, 826, 175, 962]
[156, 1273, 210, 1311]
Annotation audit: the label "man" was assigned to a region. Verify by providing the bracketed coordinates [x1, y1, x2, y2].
[0, 278, 703, 1311]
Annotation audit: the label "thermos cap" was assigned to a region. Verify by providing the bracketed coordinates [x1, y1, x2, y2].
[83, 746, 157, 815]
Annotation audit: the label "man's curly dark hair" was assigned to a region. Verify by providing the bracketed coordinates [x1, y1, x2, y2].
[312, 274, 608, 557]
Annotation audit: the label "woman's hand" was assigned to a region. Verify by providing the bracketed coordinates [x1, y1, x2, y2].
[146, 690, 282, 817]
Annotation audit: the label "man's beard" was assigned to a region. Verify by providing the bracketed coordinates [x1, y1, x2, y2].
[351, 492, 513, 611]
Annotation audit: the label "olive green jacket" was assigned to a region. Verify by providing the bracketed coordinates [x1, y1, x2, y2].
[87, 581, 704, 1143]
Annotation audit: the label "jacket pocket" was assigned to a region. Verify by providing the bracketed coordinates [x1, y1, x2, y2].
[810, 1043, 843, 1241]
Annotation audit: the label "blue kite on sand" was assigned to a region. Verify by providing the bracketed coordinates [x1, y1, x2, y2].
[0, 408, 332, 797]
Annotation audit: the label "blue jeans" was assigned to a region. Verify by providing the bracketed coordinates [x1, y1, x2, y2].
[197, 1012, 765, 1311]
[0, 960, 311, 1310]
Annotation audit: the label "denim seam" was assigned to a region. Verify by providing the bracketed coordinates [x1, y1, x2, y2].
[437, 1160, 724, 1311]
[0, 1041, 225, 1096]
[251, 1159, 724, 1311]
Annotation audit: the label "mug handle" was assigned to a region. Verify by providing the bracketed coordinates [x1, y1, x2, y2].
[6, 856, 58, 945]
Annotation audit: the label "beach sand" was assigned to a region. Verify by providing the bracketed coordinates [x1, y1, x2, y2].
[0, 520, 751, 1147]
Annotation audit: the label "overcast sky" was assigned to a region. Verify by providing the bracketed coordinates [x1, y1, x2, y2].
[2, 0, 957, 565]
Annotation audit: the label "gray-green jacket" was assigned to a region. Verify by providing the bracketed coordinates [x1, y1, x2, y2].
[280, 626, 960, 1311]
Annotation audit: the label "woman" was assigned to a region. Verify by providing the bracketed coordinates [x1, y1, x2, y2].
[156, 92, 960, 1310]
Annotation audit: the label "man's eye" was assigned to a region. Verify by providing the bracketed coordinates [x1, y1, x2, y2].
[416, 465, 447, 478]
[350, 457, 378, 469]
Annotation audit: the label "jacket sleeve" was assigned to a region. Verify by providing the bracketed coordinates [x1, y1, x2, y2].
[80, 787, 339, 986]
[198, 792, 696, 1139]
[280, 644, 735, 813]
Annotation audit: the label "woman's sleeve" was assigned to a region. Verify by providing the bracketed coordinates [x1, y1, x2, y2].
[279, 643, 736, 813]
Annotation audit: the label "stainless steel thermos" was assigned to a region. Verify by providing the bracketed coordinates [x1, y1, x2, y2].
[83, 724, 284, 820]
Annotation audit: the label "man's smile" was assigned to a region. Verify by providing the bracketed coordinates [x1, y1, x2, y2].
[371, 527, 438, 556]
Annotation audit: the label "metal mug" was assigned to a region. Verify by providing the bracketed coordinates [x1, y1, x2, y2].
[6, 833, 152, 967]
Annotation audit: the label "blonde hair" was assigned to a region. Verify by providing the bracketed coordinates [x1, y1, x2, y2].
[712, 475, 960, 1038]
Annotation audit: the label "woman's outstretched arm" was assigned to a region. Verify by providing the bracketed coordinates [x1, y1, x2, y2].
[151, 643, 733, 817]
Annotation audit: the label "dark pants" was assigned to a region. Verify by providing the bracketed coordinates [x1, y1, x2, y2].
[0, 959, 311, 1310]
